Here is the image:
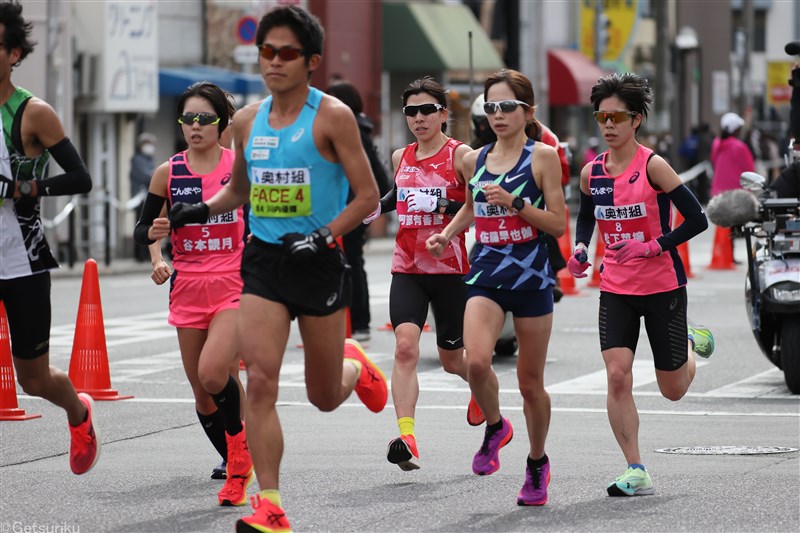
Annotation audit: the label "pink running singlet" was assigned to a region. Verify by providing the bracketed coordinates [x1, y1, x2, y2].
[168, 148, 245, 274]
[589, 145, 686, 295]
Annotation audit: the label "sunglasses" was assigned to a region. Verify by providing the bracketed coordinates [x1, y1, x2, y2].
[178, 112, 220, 126]
[593, 110, 637, 124]
[258, 44, 305, 61]
[482, 100, 530, 114]
[402, 103, 445, 117]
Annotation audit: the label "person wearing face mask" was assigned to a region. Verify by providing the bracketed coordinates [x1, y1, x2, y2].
[130, 132, 157, 261]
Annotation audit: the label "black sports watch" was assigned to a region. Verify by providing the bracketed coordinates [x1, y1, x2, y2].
[316, 226, 336, 248]
[511, 196, 525, 211]
[18, 180, 33, 197]
[437, 197, 449, 212]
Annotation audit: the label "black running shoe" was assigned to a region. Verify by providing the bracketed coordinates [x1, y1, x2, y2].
[211, 459, 227, 480]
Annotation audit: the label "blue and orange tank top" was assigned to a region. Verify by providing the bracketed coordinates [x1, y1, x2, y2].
[392, 137, 468, 275]
[245, 87, 347, 244]
[589, 144, 687, 295]
[168, 147, 244, 273]
[466, 139, 553, 291]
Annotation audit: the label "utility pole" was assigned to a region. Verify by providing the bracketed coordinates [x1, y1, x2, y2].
[654, 0, 670, 133]
[739, 0, 754, 117]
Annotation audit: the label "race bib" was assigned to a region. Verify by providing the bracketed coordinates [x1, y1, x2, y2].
[250, 167, 311, 218]
[474, 199, 536, 245]
[596, 202, 650, 244]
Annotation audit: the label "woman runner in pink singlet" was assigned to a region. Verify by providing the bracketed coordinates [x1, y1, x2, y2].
[568, 73, 715, 497]
[362, 76, 477, 471]
[133, 82, 253, 508]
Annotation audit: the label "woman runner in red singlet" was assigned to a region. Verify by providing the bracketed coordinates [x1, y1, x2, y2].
[568, 73, 715, 497]
[363, 76, 478, 471]
[133, 82, 252, 508]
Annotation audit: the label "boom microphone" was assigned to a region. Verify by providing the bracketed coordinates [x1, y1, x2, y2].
[786, 41, 800, 56]
[705, 189, 761, 227]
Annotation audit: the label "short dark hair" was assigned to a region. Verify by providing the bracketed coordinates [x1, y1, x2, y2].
[484, 69, 541, 140]
[326, 82, 363, 116]
[0, 0, 35, 68]
[177, 82, 236, 137]
[590, 73, 653, 132]
[402, 76, 448, 133]
[255, 5, 324, 63]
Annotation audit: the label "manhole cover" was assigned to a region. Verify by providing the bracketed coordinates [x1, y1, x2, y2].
[655, 446, 798, 455]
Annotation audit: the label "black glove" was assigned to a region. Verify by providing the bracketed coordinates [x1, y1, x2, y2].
[279, 227, 334, 258]
[0, 175, 15, 198]
[169, 202, 209, 229]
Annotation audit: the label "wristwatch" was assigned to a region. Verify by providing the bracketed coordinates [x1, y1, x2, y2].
[437, 197, 449, 212]
[316, 226, 336, 248]
[18, 180, 33, 197]
[511, 196, 525, 211]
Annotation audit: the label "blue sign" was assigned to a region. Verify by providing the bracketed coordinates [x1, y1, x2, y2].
[237, 16, 258, 45]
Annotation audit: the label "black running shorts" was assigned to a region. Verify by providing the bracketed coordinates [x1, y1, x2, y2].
[598, 287, 689, 371]
[389, 273, 466, 350]
[241, 237, 351, 318]
[0, 272, 51, 359]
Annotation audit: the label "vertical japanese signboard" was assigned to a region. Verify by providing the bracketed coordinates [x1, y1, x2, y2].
[580, 0, 638, 64]
[104, 0, 158, 112]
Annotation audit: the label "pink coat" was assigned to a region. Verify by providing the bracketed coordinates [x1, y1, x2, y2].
[710, 136, 755, 196]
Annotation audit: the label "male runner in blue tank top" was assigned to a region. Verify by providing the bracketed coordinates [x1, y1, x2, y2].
[169, 6, 385, 532]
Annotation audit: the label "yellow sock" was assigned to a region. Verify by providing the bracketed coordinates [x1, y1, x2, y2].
[346, 358, 363, 379]
[398, 416, 415, 437]
[259, 489, 282, 508]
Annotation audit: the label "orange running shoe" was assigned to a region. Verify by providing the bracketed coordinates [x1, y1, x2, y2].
[467, 395, 485, 426]
[236, 494, 292, 533]
[69, 392, 101, 475]
[219, 424, 255, 506]
[386, 434, 420, 471]
[344, 339, 388, 413]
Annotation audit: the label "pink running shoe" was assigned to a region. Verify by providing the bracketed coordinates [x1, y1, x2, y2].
[517, 459, 551, 506]
[472, 417, 513, 475]
[69, 392, 101, 475]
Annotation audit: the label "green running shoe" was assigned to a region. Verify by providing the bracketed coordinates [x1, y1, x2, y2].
[688, 319, 715, 358]
[607, 467, 654, 496]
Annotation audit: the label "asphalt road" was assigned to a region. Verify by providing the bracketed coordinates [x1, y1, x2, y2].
[1, 225, 798, 533]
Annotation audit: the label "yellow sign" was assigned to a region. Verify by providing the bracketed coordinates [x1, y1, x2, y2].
[580, 0, 639, 63]
[767, 61, 794, 106]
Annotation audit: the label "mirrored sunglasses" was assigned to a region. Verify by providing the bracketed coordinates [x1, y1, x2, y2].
[402, 103, 445, 117]
[482, 100, 530, 114]
[258, 44, 305, 61]
[178, 112, 220, 126]
[593, 110, 637, 124]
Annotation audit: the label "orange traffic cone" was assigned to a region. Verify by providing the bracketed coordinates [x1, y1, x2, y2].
[708, 226, 736, 270]
[68, 259, 133, 400]
[673, 212, 694, 278]
[0, 302, 41, 421]
[556, 206, 579, 295]
[588, 237, 605, 288]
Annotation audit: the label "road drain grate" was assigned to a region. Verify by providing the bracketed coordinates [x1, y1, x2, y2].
[655, 446, 799, 455]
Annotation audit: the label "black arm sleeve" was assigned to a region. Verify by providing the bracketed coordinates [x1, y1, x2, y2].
[38, 138, 92, 196]
[442, 199, 464, 215]
[133, 192, 167, 245]
[574, 190, 596, 247]
[378, 180, 398, 214]
[655, 185, 708, 251]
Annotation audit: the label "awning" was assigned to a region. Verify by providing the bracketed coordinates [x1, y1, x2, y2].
[383, 3, 504, 72]
[547, 49, 604, 106]
[159, 65, 264, 97]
